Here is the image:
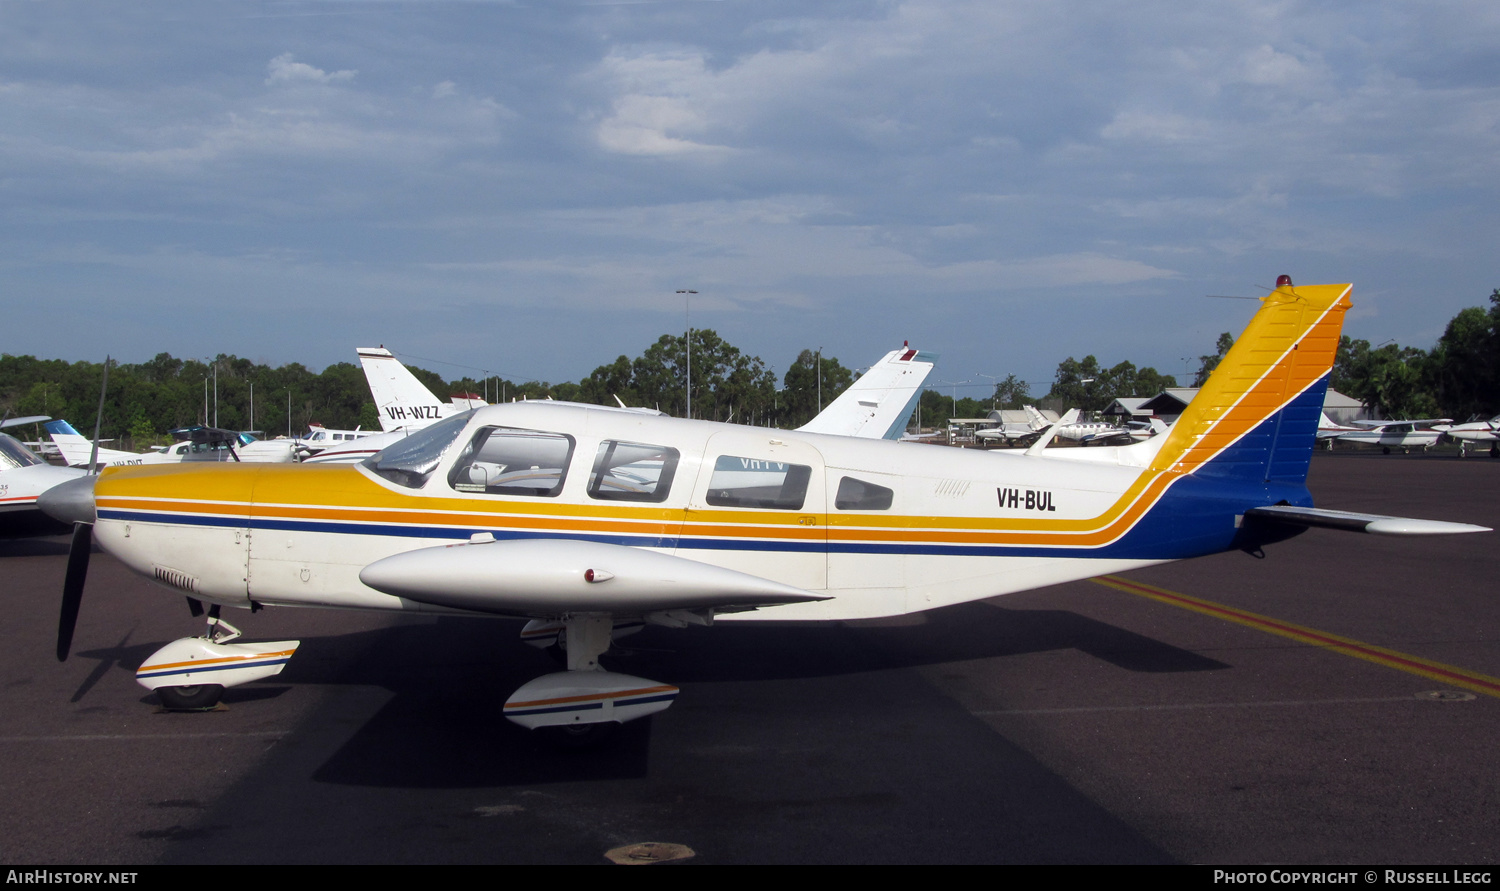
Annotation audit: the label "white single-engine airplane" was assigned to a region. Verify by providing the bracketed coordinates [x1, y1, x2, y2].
[1432, 415, 1500, 458]
[46, 421, 298, 466]
[1325, 417, 1451, 454]
[40, 279, 1489, 744]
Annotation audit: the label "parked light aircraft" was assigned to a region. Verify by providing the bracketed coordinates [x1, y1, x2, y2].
[359, 347, 486, 433]
[40, 279, 1489, 743]
[1325, 417, 1451, 454]
[46, 421, 298, 466]
[1051, 415, 1134, 446]
[975, 406, 1053, 447]
[1432, 416, 1500, 458]
[1081, 418, 1170, 446]
[293, 423, 376, 459]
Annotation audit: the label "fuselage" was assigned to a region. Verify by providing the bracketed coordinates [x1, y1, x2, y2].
[90, 400, 1308, 624]
[1333, 426, 1442, 449]
[1433, 417, 1500, 444]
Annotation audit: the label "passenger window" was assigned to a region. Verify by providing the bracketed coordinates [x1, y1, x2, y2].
[448, 426, 575, 497]
[588, 441, 679, 503]
[835, 476, 893, 511]
[705, 455, 811, 510]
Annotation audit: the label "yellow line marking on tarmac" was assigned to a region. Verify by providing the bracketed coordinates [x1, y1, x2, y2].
[0, 732, 289, 742]
[975, 696, 1426, 716]
[1095, 575, 1500, 700]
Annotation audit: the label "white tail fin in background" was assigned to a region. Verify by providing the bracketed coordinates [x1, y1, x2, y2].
[358, 348, 486, 433]
[796, 344, 938, 440]
[43, 420, 142, 467]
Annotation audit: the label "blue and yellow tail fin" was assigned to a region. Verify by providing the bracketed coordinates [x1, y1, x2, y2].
[1149, 279, 1352, 484]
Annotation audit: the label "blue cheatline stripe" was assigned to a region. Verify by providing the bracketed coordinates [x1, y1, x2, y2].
[97, 505, 1232, 560]
[504, 691, 678, 717]
[136, 656, 291, 679]
[616, 692, 678, 706]
[505, 701, 606, 716]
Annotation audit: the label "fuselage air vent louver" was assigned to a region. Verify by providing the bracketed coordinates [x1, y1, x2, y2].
[153, 566, 199, 593]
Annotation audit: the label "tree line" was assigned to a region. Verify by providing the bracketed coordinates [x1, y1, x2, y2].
[5, 288, 1493, 447]
[0, 331, 856, 449]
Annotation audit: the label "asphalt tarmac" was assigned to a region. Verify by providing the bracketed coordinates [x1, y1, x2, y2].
[2, 450, 1496, 865]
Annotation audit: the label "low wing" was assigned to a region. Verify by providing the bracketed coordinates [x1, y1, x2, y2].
[1348, 418, 1452, 429]
[1244, 505, 1489, 536]
[359, 538, 832, 616]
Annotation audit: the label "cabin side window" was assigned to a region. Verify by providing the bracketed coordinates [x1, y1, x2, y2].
[588, 441, 679, 503]
[835, 476, 894, 511]
[705, 455, 811, 510]
[448, 426, 575, 497]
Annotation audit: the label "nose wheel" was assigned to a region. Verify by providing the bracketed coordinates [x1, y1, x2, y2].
[136, 605, 300, 711]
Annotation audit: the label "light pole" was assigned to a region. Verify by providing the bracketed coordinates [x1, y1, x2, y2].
[677, 290, 697, 418]
[816, 347, 823, 413]
[937, 379, 971, 419]
[978, 373, 1000, 410]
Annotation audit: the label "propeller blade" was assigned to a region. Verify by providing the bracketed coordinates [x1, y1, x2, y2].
[57, 522, 93, 662]
[88, 356, 110, 475]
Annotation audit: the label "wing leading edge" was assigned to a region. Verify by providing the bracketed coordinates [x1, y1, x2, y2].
[359, 537, 831, 616]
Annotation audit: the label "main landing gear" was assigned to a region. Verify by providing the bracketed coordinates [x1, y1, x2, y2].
[508, 614, 680, 747]
[135, 605, 300, 711]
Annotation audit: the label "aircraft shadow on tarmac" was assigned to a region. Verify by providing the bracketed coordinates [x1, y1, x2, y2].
[276, 599, 1227, 789]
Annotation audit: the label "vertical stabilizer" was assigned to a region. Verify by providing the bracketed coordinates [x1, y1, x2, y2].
[797, 344, 938, 440]
[1149, 279, 1352, 484]
[358, 348, 462, 433]
[43, 420, 142, 467]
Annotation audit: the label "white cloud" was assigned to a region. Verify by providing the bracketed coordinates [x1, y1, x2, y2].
[265, 53, 357, 87]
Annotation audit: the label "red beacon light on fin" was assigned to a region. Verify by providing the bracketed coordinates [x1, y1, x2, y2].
[1276, 274, 1293, 288]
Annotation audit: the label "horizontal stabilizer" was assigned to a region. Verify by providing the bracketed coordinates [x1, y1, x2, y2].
[1244, 505, 1490, 536]
[359, 538, 831, 615]
[0, 415, 49, 429]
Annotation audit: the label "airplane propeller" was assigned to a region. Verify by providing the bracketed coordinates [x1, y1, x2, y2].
[57, 521, 92, 661]
[49, 356, 109, 662]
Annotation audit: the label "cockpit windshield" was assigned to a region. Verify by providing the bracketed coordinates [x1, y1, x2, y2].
[362, 410, 475, 488]
[0, 433, 44, 470]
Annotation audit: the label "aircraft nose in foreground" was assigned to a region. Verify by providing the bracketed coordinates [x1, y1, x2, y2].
[38, 475, 96, 527]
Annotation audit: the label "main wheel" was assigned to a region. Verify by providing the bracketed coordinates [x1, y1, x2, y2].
[1382, 446, 1391, 455]
[156, 684, 224, 710]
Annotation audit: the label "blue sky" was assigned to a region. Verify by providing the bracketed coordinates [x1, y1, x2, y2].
[4, 1, 1497, 398]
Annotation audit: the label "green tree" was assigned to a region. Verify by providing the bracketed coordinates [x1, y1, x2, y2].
[1193, 332, 1234, 386]
[782, 349, 853, 428]
[988, 374, 1031, 410]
